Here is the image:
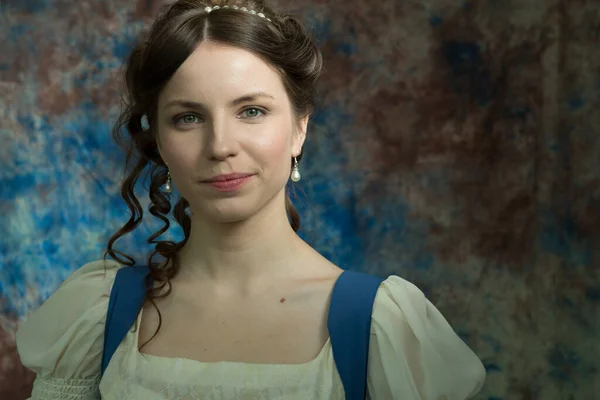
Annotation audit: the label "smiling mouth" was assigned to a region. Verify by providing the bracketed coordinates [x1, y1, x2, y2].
[200, 174, 255, 192]
[201, 173, 254, 183]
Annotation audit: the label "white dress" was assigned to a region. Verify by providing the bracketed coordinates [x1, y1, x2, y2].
[16, 260, 486, 399]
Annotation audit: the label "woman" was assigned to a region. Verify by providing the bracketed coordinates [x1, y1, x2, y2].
[16, 0, 486, 398]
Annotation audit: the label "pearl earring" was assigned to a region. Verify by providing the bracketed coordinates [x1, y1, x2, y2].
[291, 157, 301, 182]
[164, 169, 173, 193]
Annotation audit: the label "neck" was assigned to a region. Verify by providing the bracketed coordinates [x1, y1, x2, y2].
[176, 193, 303, 290]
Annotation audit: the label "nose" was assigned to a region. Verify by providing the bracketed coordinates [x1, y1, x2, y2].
[204, 118, 238, 161]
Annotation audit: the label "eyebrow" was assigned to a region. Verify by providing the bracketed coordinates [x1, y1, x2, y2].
[164, 91, 275, 109]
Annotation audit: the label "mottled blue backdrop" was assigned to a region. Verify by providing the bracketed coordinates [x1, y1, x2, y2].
[1, 0, 599, 399]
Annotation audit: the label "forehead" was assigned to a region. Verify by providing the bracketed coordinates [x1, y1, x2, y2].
[160, 41, 287, 105]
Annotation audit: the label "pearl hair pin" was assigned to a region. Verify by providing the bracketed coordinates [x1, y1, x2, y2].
[204, 5, 272, 21]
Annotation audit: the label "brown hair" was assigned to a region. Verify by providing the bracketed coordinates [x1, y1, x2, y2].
[103, 0, 323, 348]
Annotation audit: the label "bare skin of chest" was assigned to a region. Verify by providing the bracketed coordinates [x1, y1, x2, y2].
[137, 271, 341, 364]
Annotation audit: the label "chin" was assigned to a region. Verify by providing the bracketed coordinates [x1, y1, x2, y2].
[190, 200, 262, 224]
[186, 181, 287, 224]
[208, 210, 253, 224]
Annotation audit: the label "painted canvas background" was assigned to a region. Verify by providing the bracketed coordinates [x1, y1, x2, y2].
[1, 0, 599, 398]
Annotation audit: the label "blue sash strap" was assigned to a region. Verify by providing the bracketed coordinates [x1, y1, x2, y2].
[101, 265, 149, 375]
[327, 271, 385, 399]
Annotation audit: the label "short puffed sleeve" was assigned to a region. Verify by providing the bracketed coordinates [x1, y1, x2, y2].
[16, 259, 120, 400]
[367, 276, 486, 399]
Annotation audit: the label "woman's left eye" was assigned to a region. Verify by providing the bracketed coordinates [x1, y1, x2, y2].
[240, 107, 266, 119]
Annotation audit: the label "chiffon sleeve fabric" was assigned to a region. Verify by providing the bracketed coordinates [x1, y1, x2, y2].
[16, 260, 120, 400]
[367, 276, 486, 399]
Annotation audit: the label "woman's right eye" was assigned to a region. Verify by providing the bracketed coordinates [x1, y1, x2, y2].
[173, 114, 202, 126]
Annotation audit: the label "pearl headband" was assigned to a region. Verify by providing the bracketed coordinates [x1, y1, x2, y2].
[204, 5, 272, 22]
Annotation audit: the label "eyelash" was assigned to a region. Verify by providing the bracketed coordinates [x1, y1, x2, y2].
[172, 107, 268, 126]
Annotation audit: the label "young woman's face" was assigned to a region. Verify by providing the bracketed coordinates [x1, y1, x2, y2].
[156, 41, 307, 223]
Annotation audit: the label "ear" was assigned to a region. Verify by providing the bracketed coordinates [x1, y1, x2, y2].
[293, 114, 309, 157]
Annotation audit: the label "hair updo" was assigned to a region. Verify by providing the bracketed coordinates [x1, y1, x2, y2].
[104, 0, 323, 347]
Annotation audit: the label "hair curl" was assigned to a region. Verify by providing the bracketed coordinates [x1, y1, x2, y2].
[102, 0, 323, 348]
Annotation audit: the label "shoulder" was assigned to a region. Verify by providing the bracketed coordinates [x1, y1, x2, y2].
[16, 259, 122, 379]
[371, 275, 430, 328]
[367, 275, 486, 399]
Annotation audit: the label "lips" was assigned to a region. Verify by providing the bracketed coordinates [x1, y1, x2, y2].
[199, 173, 255, 192]
[201, 173, 254, 183]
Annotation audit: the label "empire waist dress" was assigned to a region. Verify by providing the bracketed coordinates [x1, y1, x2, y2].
[16, 260, 486, 400]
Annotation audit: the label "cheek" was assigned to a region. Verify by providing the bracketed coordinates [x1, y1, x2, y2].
[159, 135, 199, 174]
[252, 127, 293, 172]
